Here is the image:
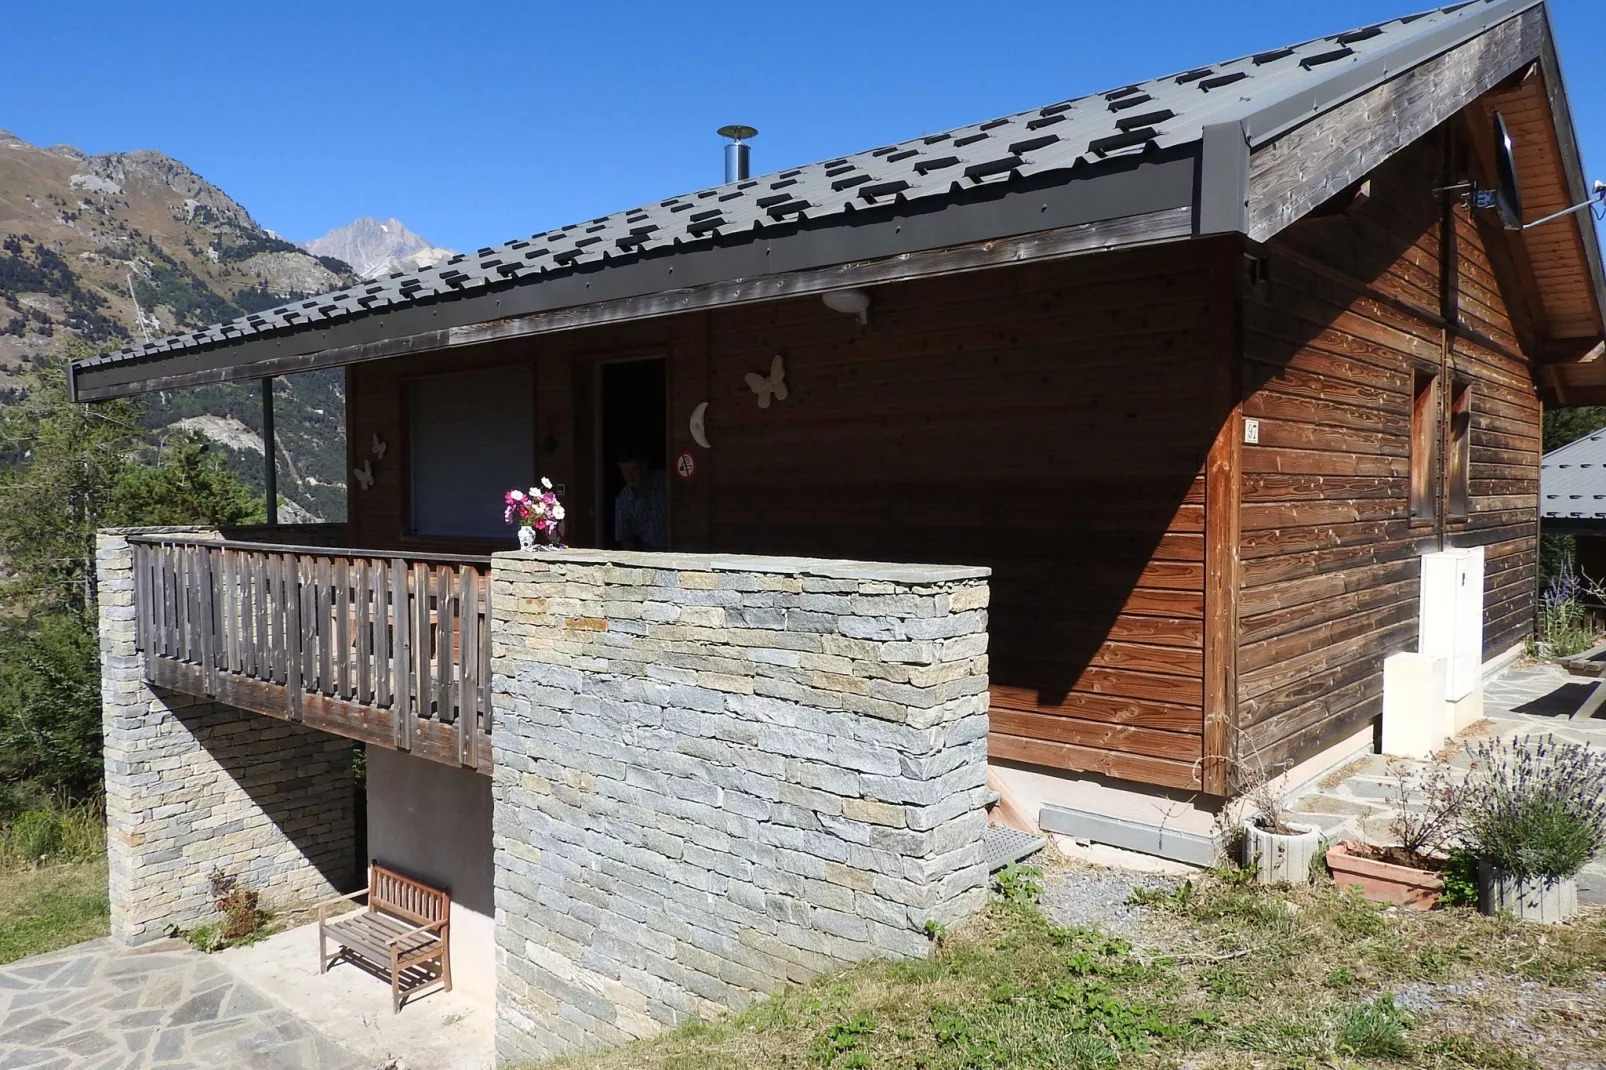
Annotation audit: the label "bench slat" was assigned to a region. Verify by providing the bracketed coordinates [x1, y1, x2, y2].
[326, 914, 441, 963]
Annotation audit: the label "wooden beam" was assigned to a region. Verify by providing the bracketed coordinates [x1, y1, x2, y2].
[145, 656, 491, 773]
[74, 206, 1194, 399]
[1247, 8, 1544, 243]
[1541, 338, 1605, 364]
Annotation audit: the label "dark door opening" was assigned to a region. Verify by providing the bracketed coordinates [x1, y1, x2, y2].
[597, 357, 668, 549]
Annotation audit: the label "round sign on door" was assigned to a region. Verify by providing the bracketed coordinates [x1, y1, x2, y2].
[675, 451, 697, 480]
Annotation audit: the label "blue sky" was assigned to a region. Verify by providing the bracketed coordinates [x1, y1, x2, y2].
[3, 1, 1602, 252]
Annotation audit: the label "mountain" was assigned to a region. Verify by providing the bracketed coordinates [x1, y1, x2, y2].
[0, 129, 352, 519]
[301, 216, 453, 280]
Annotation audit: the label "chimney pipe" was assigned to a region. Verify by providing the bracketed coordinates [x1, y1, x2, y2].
[717, 125, 758, 183]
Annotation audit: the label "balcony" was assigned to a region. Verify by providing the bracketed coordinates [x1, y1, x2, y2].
[127, 532, 494, 772]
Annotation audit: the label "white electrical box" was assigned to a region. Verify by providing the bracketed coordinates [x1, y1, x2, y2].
[1418, 547, 1485, 701]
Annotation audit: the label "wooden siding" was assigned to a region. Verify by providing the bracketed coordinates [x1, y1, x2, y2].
[345, 241, 1234, 790]
[1238, 129, 1541, 773]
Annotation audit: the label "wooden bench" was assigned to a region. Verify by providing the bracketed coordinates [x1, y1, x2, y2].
[317, 861, 452, 1013]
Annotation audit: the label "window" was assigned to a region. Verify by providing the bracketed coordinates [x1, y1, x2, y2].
[1447, 379, 1471, 520]
[408, 365, 535, 538]
[1409, 368, 1439, 522]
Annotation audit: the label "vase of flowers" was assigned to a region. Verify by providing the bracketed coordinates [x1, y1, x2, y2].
[505, 478, 566, 551]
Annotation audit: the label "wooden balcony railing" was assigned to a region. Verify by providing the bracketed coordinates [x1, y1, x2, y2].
[128, 535, 494, 772]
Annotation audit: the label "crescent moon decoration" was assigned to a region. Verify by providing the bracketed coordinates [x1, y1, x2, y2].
[690, 401, 711, 449]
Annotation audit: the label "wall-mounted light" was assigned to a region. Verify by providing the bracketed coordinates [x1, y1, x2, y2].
[821, 288, 871, 325]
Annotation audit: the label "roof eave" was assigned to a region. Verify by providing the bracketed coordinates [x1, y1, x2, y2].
[71, 149, 1198, 399]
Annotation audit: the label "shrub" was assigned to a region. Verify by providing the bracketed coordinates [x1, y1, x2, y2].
[1462, 735, 1606, 881]
[209, 868, 265, 943]
[1384, 756, 1468, 860]
[1530, 555, 1602, 658]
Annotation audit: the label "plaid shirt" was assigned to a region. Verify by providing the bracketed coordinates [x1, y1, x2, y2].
[614, 472, 667, 550]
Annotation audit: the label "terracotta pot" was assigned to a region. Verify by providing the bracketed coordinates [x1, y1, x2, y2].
[1243, 819, 1322, 885]
[1477, 862, 1579, 924]
[1325, 841, 1443, 909]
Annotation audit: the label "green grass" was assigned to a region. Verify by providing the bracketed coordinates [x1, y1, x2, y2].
[532, 867, 1606, 1070]
[0, 857, 108, 964]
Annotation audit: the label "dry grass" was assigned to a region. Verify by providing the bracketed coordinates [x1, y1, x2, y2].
[534, 865, 1606, 1070]
[0, 857, 108, 964]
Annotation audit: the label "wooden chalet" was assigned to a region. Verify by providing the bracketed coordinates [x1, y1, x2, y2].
[76, 0, 1606, 799]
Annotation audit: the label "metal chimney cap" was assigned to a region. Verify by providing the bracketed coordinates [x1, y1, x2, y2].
[717, 125, 758, 142]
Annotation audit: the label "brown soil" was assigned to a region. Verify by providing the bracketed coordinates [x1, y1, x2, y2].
[1341, 842, 1444, 871]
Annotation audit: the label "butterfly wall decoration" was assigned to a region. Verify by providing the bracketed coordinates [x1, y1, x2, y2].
[745, 355, 788, 409]
[352, 460, 374, 491]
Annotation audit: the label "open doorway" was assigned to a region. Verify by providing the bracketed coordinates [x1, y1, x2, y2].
[597, 357, 668, 549]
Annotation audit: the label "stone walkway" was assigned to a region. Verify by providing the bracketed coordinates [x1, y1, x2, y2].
[0, 938, 362, 1070]
[1286, 659, 1606, 903]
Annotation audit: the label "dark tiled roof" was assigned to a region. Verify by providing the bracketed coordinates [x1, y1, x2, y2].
[77, 0, 1531, 376]
[1542, 429, 1606, 520]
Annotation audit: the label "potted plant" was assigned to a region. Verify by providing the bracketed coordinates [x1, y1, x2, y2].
[1239, 755, 1322, 885]
[505, 478, 566, 551]
[1460, 734, 1606, 924]
[1326, 757, 1466, 909]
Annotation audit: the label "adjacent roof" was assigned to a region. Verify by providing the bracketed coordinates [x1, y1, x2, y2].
[1542, 430, 1606, 526]
[71, 0, 1567, 399]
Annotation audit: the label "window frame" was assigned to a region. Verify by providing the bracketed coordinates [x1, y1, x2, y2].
[1409, 367, 1440, 524]
[1446, 377, 1472, 521]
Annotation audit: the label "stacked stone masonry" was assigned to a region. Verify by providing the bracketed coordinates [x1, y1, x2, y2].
[490, 550, 993, 1063]
[97, 530, 356, 944]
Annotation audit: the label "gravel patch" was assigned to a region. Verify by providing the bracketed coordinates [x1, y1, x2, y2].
[1038, 866, 1179, 938]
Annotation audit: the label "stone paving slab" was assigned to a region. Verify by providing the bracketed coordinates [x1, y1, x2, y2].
[0, 938, 364, 1070]
[1286, 660, 1606, 904]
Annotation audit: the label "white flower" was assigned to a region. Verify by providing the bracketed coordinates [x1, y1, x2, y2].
[541, 477, 553, 490]
[509, 489, 525, 501]
[552, 505, 566, 520]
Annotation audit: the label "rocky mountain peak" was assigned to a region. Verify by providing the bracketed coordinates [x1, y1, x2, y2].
[301, 216, 454, 279]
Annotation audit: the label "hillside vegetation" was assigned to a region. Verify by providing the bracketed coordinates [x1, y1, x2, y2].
[0, 129, 347, 518]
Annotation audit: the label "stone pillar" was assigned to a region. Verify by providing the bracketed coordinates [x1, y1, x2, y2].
[97, 530, 357, 944]
[490, 550, 992, 1063]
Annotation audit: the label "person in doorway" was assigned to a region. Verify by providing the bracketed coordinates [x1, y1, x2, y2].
[613, 447, 667, 551]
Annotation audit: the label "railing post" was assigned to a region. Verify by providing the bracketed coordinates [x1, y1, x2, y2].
[414, 563, 431, 725]
[286, 554, 304, 722]
[459, 566, 478, 769]
[393, 558, 412, 751]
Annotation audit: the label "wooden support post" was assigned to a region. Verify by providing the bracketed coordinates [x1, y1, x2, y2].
[1202, 235, 1243, 797]
[262, 376, 278, 526]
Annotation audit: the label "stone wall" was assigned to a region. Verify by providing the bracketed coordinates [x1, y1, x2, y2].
[97, 531, 357, 944]
[490, 550, 992, 1062]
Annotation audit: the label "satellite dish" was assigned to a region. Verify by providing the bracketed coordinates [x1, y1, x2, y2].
[1491, 111, 1524, 230]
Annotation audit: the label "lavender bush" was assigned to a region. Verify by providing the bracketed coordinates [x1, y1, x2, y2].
[1462, 735, 1606, 881]
[1531, 552, 1602, 658]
